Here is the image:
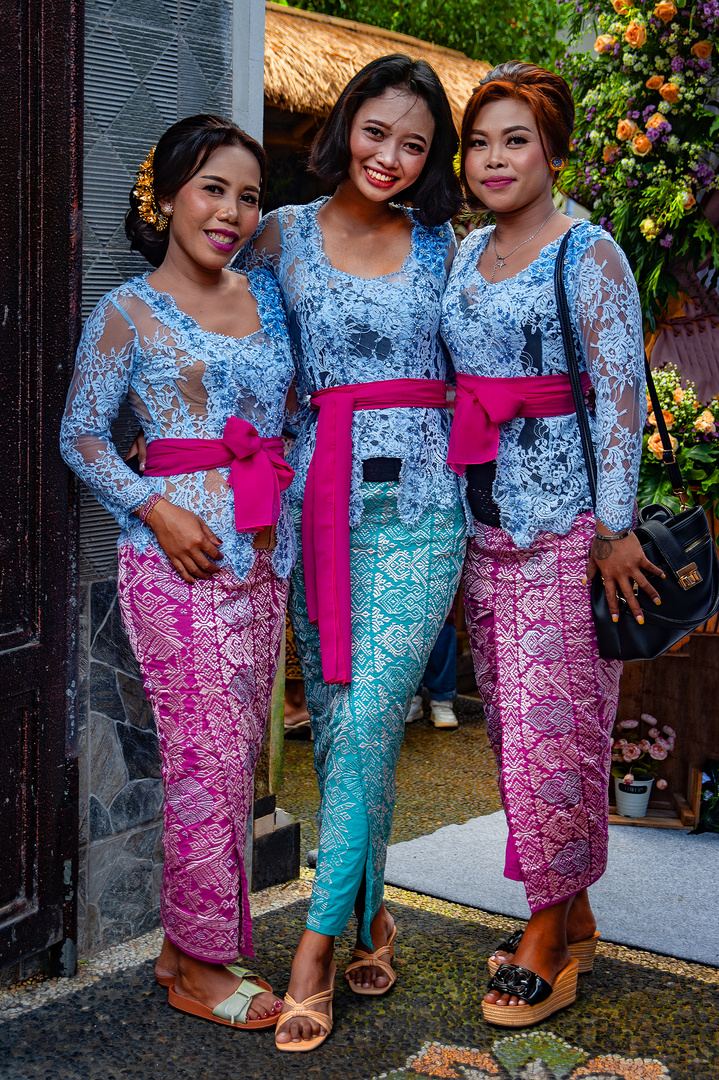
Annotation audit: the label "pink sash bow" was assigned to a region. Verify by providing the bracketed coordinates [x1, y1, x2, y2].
[144, 416, 294, 532]
[447, 371, 592, 474]
[303, 378, 449, 685]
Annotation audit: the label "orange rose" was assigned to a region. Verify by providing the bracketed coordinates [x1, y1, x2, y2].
[660, 82, 681, 102]
[617, 118, 639, 140]
[648, 409, 675, 430]
[594, 34, 618, 53]
[653, 1, 677, 22]
[612, 0, 632, 10]
[632, 133, 652, 156]
[695, 410, 717, 434]
[691, 41, 713, 59]
[673, 388, 686, 405]
[682, 190, 696, 210]
[646, 75, 664, 89]
[646, 112, 666, 129]
[625, 20, 647, 47]
[603, 143, 620, 163]
[648, 432, 678, 459]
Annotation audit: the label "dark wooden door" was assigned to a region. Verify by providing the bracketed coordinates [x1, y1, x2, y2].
[0, 0, 83, 973]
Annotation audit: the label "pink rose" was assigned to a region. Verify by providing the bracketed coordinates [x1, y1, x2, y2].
[619, 719, 639, 729]
[662, 725, 676, 737]
[650, 744, 668, 759]
[656, 737, 672, 750]
[641, 713, 658, 725]
[624, 773, 635, 784]
[656, 778, 668, 790]
[639, 739, 651, 752]
[648, 728, 660, 738]
[623, 744, 642, 761]
[615, 738, 628, 748]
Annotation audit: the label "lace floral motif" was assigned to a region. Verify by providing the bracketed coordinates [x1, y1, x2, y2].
[441, 222, 646, 547]
[60, 269, 296, 580]
[236, 199, 465, 528]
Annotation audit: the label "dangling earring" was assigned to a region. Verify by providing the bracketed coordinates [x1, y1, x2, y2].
[550, 157, 565, 171]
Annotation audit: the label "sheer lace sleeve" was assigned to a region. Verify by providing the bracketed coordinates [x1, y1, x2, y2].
[60, 296, 162, 530]
[573, 237, 646, 532]
[234, 210, 284, 275]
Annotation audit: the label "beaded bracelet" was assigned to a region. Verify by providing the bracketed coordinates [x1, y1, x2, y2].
[138, 493, 164, 526]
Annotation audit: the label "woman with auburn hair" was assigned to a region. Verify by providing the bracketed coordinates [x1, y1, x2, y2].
[61, 114, 295, 1030]
[441, 62, 661, 1026]
[237, 53, 467, 1050]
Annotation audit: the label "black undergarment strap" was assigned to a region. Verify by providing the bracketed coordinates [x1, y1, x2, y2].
[466, 462, 501, 526]
[363, 457, 402, 482]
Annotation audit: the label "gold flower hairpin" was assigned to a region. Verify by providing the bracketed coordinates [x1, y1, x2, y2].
[134, 147, 169, 231]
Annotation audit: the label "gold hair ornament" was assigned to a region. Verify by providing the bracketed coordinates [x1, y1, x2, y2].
[133, 147, 169, 231]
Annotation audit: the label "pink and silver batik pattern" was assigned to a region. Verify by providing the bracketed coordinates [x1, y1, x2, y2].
[117, 543, 288, 962]
[462, 512, 622, 912]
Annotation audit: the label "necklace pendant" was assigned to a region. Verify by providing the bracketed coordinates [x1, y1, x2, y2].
[496, 257, 506, 269]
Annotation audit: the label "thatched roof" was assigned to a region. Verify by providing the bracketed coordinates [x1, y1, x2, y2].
[264, 3, 492, 130]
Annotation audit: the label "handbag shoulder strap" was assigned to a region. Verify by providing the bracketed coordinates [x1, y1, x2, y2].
[552, 225, 688, 511]
[553, 227, 597, 506]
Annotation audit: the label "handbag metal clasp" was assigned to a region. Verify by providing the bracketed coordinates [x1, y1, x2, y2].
[677, 562, 702, 590]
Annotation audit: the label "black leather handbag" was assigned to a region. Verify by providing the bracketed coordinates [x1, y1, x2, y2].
[554, 227, 719, 661]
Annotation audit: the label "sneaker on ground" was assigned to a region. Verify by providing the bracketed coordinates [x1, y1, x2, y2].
[406, 694, 423, 723]
[430, 699, 458, 729]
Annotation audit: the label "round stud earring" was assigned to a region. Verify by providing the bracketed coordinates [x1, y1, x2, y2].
[550, 157, 565, 171]
[161, 203, 173, 215]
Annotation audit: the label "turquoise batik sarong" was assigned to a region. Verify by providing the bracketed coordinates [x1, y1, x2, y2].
[289, 483, 465, 948]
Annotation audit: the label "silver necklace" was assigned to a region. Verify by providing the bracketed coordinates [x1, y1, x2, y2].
[490, 207, 558, 282]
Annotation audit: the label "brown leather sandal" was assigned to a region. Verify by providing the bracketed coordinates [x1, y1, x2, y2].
[275, 964, 335, 1052]
[344, 923, 397, 996]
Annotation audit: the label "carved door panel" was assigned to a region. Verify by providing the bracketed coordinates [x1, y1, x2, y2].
[0, 0, 82, 971]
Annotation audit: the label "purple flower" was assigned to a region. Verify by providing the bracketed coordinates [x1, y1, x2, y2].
[671, 56, 684, 72]
[643, 104, 657, 121]
[659, 234, 674, 247]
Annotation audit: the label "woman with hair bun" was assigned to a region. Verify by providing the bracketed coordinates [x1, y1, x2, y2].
[61, 114, 295, 1030]
[441, 62, 661, 1026]
[237, 54, 467, 1050]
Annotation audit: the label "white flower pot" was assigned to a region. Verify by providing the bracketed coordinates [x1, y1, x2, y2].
[614, 775, 654, 818]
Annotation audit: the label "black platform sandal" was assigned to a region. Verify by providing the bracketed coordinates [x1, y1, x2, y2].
[481, 960, 579, 1028]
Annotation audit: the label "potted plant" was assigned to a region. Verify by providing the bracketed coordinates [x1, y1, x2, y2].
[637, 361, 719, 515]
[611, 713, 675, 816]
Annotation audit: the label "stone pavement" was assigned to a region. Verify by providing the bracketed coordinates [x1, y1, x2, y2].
[1, 881, 717, 1080]
[2, 704, 717, 1079]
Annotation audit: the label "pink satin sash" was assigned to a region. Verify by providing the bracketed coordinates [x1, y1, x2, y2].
[144, 416, 294, 532]
[303, 378, 449, 685]
[447, 371, 592, 474]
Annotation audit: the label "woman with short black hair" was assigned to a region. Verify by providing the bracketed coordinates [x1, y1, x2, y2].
[238, 54, 467, 1050]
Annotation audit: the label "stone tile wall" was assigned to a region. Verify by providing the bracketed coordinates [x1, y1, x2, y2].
[77, 580, 165, 953]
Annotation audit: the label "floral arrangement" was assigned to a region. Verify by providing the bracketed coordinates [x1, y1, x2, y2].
[611, 712, 676, 782]
[638, 361, 719, 511]
[560, 0, 719, 324]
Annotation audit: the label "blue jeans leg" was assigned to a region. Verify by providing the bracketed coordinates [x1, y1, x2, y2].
[421, 622, 457, 702]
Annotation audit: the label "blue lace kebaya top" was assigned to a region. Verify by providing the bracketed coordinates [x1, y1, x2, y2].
[440, 222, 646, 548]
[60, 269, 296, 581]
[236, 199, 464, 529]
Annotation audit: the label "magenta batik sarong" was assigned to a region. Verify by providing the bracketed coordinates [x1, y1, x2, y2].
[117, 543, 288, 962]
[462, 512, 622, 912]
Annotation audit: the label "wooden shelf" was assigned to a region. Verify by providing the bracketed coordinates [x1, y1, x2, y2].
[609, 805, 691, 830]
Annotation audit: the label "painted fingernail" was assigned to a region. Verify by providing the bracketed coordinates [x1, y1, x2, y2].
[612, 614, 619, 623]
[654, 597, 662, 605]
[581, 576, 588, 585]
[636, 615, 645, 625]
[661, 572, 666, 578]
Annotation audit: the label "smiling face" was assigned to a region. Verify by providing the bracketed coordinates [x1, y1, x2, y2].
[346, 87, 435, 202]
[463, 97, 553, 213]
[161, 143, 261, 270]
